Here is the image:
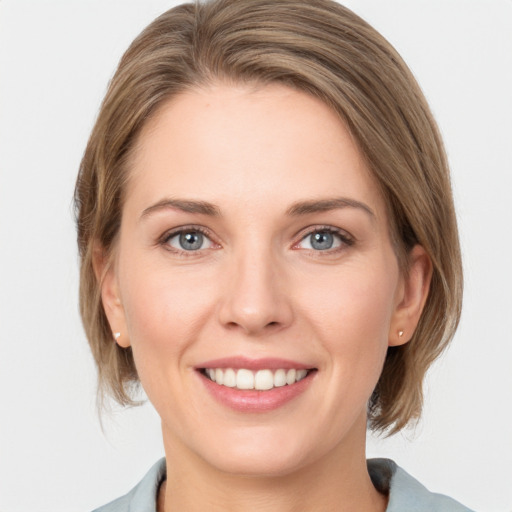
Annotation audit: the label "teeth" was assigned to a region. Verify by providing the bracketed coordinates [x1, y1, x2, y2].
[255, 369, 273, 391]
[296, 369, 308, 381]
[274, 369, 287, 387]
[236, 369, 254, 389]
[204, 367, 310, 390]
[286, 368, 296, 385]
[223, 368, 236, 387]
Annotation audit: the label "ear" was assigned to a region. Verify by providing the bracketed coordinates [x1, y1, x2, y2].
[92, 243, 130, 348]
[389, 244, 433, 347]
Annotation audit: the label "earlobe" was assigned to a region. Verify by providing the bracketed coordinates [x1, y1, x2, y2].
[93, 243, 131, 348]
[389, 245, 432, 347]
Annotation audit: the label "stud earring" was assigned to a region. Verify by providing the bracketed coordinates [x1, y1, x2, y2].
[113, 332, 121, 342]
[398, 330, 404, 338]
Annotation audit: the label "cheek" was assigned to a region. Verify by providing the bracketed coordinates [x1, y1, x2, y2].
[304, 263, 397, 339]
[120, 266, 214, 345]
[297, 259, 399, 392]
[116, 249, 218, 396]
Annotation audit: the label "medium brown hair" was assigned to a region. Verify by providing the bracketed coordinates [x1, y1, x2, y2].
[75, 0, 462, 433]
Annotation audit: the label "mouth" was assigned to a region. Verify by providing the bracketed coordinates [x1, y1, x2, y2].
[196, 357, 317, 411]
[200, 367, 315, 391]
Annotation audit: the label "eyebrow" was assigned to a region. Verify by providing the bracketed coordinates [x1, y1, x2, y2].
[286, 197, 375, 219]
[140, 196, 375, 220]
[140, 198, 221, 219]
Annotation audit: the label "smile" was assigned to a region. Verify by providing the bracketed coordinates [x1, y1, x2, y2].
[203, 368, 310, 391]
[197, 357, 317, 411]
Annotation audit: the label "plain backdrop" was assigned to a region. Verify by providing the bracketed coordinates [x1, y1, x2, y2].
[0, 1, 511, 511]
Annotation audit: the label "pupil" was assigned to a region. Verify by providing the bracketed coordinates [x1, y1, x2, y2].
[311, 232, 333, 250]
[180, 232, 203, 250]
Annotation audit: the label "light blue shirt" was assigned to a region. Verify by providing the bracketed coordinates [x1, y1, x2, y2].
[92, 458, 474, 511]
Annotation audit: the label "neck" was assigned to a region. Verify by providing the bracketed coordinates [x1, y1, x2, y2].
[160, 421, 387, 512]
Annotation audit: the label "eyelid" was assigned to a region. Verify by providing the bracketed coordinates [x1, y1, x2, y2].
[157, 224, 353, 255]
[158, 225, 220, 254]
[292, 225, 354, 251]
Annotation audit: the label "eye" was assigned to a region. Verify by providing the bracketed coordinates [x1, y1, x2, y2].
[164, 229, 215, 252]
[296, 228, 351, 252]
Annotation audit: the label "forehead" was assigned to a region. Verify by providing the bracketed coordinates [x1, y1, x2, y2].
[126, 83, 387, 222]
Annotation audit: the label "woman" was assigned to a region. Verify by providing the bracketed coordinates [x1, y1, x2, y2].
[75, 0, 471, 510]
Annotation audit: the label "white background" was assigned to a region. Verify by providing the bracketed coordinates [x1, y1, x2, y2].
[0, 1, 511, 511]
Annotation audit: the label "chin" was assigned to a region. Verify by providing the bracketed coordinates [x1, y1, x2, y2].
[205, 449, 310, 478]
[189, 426, 324, 478]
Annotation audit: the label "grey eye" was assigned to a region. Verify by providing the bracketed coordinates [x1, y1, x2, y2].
[298, 230, 343, 251]
[180, 232, 203, 250]
[310, 232, 334, 250]
[167, 230, 213, 251]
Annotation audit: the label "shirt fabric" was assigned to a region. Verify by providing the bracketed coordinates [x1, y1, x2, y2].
[92, 458, 474, 512]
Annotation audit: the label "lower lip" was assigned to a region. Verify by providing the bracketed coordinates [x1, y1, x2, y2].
[199, 371, 315, 412]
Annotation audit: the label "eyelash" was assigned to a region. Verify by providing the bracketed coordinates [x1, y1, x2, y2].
[158, 225, 354, 257]
[293, 226, 354, 255]
[159, 225, 217, 257]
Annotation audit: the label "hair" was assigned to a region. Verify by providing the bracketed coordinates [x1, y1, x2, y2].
[75, 0, 462, 433]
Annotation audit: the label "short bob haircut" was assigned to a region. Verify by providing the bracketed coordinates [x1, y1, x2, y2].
[75, 0, 462, 434]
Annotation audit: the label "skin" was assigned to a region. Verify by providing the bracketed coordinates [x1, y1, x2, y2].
[99, 83, 432, 512]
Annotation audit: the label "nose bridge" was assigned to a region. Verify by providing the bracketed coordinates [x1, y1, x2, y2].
[218, 241, 292, 335]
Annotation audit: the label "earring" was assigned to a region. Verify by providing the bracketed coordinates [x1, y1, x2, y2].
[398, 330, 404, 338]
[113, 332, 121, 342]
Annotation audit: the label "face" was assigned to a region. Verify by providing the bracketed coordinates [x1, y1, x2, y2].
[102, 83, 427, 477]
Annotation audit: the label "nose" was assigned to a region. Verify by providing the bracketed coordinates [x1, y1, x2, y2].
[217, 247, 294, 336]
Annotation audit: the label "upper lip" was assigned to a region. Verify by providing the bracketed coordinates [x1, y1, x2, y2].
[196, 357, 314, 371]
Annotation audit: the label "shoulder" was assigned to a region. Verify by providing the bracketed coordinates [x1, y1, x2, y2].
[367, 458, 475, 512]
[91, 458, 166, 512]
[92, 457, 474, 512]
